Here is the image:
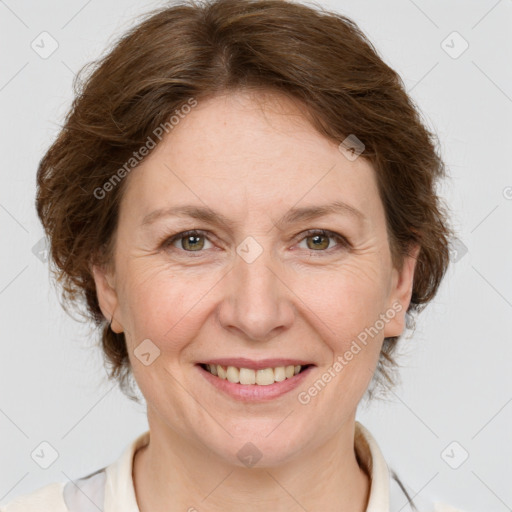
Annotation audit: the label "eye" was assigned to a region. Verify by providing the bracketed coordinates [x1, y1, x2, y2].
[163, 230, 213, 254]
[297, 229, 349, 253]
[161, 228, 350, 257]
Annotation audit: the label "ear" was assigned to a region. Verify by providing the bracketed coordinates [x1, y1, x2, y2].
[91, 263, 124, 334]
[383, 243, 421, 338]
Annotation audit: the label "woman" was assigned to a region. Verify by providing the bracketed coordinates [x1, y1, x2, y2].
[1, 0, 464, 510]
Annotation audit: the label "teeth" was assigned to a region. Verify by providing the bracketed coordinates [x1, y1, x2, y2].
[205, 364, 305, 385]
[256, 368, 274, 386]
[274, 366, 286, 382]
[226, 366, 240, 383]
[285, 365, 295, 378]
[217, 365, 227, 380]
[239, 367, 256, 385]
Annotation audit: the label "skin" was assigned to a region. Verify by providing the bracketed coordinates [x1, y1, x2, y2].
[92, 89, 419, 512]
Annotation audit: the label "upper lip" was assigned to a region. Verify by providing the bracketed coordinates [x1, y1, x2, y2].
[199, 358, 314, 371]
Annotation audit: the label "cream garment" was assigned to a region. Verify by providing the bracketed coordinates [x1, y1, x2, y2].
[0, 421, 465, 512]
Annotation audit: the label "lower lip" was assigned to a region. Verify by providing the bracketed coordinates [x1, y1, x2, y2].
[196, 364, 314, 402]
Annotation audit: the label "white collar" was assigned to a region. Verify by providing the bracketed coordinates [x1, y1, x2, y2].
[102, 420, 396, 511]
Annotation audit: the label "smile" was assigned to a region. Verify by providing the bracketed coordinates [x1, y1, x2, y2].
[201, 363, 311, 385]
[196, 359, 315, 401]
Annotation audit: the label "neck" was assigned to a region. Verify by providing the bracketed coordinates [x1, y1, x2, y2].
[133, 409, 370, 512]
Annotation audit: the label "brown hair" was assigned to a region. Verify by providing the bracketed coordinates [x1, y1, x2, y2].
[36, 0, 453, 402]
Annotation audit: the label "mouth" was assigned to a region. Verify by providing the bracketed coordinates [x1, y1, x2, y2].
[199, 362, 313, 385]
[195, 359, 315, 401]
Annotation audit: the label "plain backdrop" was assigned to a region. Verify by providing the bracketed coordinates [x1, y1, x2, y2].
[0, 1, 511, 511]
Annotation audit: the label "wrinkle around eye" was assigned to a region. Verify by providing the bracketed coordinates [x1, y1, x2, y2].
[155, 229, 355, 263]
[148, 224, 368, 259]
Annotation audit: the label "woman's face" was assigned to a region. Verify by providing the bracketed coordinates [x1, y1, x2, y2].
[93, 90, 418, 467]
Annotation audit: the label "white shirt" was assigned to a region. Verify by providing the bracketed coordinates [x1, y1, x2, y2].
[0, 421, 464, 512]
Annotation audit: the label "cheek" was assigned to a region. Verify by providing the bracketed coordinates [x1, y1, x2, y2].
[118, 244, 390, 364]
[293, 266, 389, 392]
[119, 262, 214, 353]
[300, 259, 390, 342]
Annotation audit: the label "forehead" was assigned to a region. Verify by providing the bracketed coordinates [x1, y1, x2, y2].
[120, 90, 383, 229]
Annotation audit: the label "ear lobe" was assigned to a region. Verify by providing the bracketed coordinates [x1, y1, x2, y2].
[91, 264, 123, 333]
[383, 243, 421, 338]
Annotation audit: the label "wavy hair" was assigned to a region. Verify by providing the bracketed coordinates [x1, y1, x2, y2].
[36, 0, 453, 402]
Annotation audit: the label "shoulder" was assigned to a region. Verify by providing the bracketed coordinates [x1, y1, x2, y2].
[0, 482, 67, 512]
[1, 466, 107, 512]
[1, 431, 148, 512]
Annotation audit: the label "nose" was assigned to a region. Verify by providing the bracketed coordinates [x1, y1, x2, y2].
[217, 242, 295, 342]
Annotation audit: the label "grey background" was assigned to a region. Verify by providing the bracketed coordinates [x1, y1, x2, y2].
[0, 0, 511, 510]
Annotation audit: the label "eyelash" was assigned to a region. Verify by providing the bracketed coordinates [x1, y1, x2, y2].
[160, 229, 350, 257]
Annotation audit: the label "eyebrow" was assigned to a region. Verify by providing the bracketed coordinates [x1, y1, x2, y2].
[275, 200, 366, 228]
[140, 200, 367, 229]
